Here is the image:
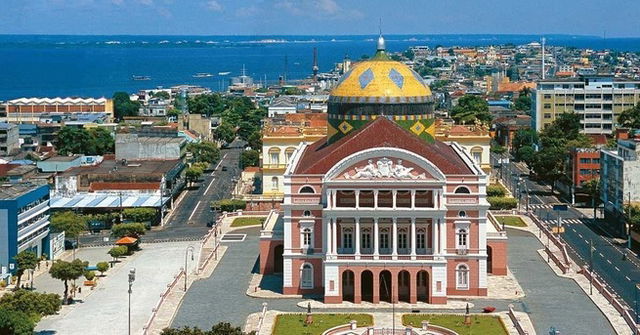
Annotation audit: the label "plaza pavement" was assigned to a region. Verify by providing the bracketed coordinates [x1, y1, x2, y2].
[35, 242, 200, 335]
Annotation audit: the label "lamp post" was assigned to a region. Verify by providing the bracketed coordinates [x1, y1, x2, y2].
[184, 246, 194, 291]
[128, 268, 136, 335]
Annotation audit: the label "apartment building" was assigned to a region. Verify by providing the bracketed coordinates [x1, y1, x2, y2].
[0, 123, 20, 156]
[532, 76, 640, 134]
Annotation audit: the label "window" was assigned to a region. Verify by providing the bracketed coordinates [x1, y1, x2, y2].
[303, 210, 312, 217]
[454, 186, 471, 194]
[285, 147, 296, 163]
[271, 177, 279, 191]
[361, 230, 371, 249]
[269, 148, 280, 165]
[456, 264, 469, 289]
[342, 228, 353, 249]
[579, 158, 591, 164]
[302, 228, 312, 248]
[592, 158, 600, 164]
[472, 151, 482, 165]
[458, 211, 467, 217]
[398, 228, 408, 249]
[544, 113, 552, 119]
[543, 94, 552, 99]
[543, 103, 552, 109]
[580, 169, 591, 175]
[299, 186, 315, 194]
[380, 229, 390, 249]
[457, 228, 468, 248]
[416, 228, 426, 249]
[301, 263, 313, 289]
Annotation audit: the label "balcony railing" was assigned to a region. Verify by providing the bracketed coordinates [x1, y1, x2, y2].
[262, 163, 287, 169]
[292, 194, 321, 204]
[17, 200, 49, 223]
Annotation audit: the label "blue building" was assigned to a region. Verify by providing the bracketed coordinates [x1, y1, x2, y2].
[0, 183, 51, 279]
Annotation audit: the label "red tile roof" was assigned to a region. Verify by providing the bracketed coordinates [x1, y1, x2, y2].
[294, 117, 473, 175]
[89, 182, 160, 191]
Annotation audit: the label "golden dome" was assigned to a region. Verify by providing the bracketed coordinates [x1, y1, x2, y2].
[329, 50, 432, 104]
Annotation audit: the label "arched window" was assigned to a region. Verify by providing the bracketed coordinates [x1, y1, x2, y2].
[457, 228, 468, 248]
[268, 148, 281, 165]
[285, 147, 296, 163]
[470, 147, 483, 165]
[271, 177, 279, 191]
[302, 210, 312, 217]
[301, 263, 314, 289]
[299, 186, 315, 194]
[416, 228, 426, 250]
[302, 228, 312, 248]
[458, 210, 467, 218]
[342, 228, 353, 249]
[398, 228, 408, 249]
[456, 264, 469, 289]
[454, 186, 471, 194]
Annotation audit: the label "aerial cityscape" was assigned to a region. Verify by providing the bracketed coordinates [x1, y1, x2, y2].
[2, 1, 640, 335]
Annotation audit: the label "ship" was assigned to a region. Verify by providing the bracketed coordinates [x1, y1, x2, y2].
[218, 71, 231, 76]
[192, 73, 213, 78]
[132, 75, 151, 81]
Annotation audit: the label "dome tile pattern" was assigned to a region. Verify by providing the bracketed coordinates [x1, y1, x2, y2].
[389, 68, 404, 89]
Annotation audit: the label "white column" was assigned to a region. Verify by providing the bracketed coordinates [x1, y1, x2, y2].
[326, 190, 332, 209]
[392, 190, 397, 208]
[432, 220, 439, 255]
[373, 217, 379, 256]
[324, 218, 330, 254]
[439, 217, 446, 254]
[392, 217, 398, 256]
[355, 190, 360, 209]
[355, 217, 361, 256]
[332, 218, 338, 255]
[332, 190, 337, 208]
[411, 190, 416, 209]
[411, 217, 417, 256]
[374, 190, 379, 209]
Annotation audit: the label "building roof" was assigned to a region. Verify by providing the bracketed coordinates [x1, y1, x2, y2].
[294, 117, 472, 175]
[61, 159, 181, 177]
[7, 97, 108, 105]
[42, 155, 82, 163]
[0, 183, 43, 200]
[89, 182, 160, 192]
[50, 193, 168, 209]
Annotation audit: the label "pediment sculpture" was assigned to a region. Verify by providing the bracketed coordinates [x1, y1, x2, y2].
[344, 157, 426, 180]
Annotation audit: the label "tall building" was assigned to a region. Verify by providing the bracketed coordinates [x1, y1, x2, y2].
[259, 37, 507, 305]
[4, 97, 114, 123]
[0, 123, 20, 156]
[0, 183, 51, 279]
[532, 76, 640, 134]
[601, 137, 640, 236]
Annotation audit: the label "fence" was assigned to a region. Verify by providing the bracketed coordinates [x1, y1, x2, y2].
[526, 213, 571, 273]
[581, 267, 640, 334]
[508, 306, 529, 335]
[142, 269, 185, 334]
[256, 303, 268, 334]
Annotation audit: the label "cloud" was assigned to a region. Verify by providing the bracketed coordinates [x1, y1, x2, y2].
[206, 0, 223, 12]
[236, 5, 259, 18]
[138, 0, 152, 5]
[274, 0, 363, 20]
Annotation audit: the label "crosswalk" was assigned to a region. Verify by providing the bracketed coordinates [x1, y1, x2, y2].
[528, 204, 555, 209]
[541, 218, 585, 225]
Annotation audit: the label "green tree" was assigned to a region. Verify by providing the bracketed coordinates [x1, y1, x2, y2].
[113, 92, 141, 119]
[247, 131, 262, 151]
[0, 289, 61, 320]
[450, 95, 491, 125]
[55, 127, 113, 155]
[0, 307, 35, 335]
[583, 178, 601, 219]
[13, 250, 38, 289]
[89, 127, 115, 155]
[213, 123, 236, 144]
[187, 94, 224, 116]
[50, 211, 87, 259]
[403, 48, 415, 60]
[618, 103, 640, 129]
[111, 222, 146, 238]
[513, 90, 531, 112]
[240, 150, 259, 169]
[123, 208, 157, 223]
[517, 146, 536, 168]
[152, 91, 171, 99]
[84, 271, 96, 281]
[512, 129, 538, 154]
[281, 87, 303, 95]
[167, 108, 182, 118]
[187, 141, 220, 164]
[490, 145, 506, 154]
[96, 262, 109, 276]
[108, 246, 127, 262]
[532, 145, 566, 194]
[160, 322, 255, 335]
[49, 259, 87, 303]
[185, 167, 203, 187]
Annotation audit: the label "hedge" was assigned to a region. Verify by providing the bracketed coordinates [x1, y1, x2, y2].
[487, 184, 507, 197]
[210, 199, 246, 212]
[488, 197, 517, 210]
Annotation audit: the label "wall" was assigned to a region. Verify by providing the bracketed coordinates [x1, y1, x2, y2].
[115, 134, 182, 160]
[487, 239, 507, 275]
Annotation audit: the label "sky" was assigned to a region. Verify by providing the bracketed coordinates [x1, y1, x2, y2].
[0, 0, 639, 37]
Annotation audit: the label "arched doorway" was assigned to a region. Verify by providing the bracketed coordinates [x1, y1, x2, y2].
[361, 270, 374, 303]
[398, 270, 411, 303]
[342, 270, 355, 302]
[417, 270, 429, 303]
[273, 245, 284, 273]
[487, 246, 493, 274]
[379, 270, 392, 303]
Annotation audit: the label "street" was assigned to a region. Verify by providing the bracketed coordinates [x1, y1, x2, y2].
[79, 141, 243, 245]
[493, 151, 640, 319]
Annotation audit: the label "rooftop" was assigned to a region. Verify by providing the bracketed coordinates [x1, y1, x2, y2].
[61, 159, 181, 177]
[0, 183, 43, 200]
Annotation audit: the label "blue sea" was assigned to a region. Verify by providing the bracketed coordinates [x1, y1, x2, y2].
[1, 34, 640, 100]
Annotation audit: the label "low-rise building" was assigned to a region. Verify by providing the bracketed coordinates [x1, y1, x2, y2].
[139, 98, 170, 117]
[4, 97, 114, 123]
[493, 115, 532, 151]
[568, 148, 601, 188]
[0, 183, 51, 279]
[0, 123, 20, 156]
[601, 137, 640, 235]
[115, 127, 187, 161]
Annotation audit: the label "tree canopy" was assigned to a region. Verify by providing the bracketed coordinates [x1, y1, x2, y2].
[49, 259, 87, 302]
[161, 322, 255, 335]
[50, 211, 87, 239]
[450, 95, 492, 125]
[113, 92, 141, 119]
[187, 141, 220, 164]
[513, 89, 532, 112]
[213, 123, 236, 144]
[618, 103, 640, 129]
[0, 290, 61, 321]
[240, 150, 259, 169]
[0, 307, 34, 335]
[13, 250, 38, 289]
[111, 222, 146, 238]
[55, 127, 114, 155]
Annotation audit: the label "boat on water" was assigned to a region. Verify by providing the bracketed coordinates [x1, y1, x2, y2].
[132, 75, 151, 81]
[192, 73, 213, 78]
[218, 71, 231, 76]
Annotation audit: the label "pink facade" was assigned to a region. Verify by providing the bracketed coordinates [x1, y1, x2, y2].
[259, 117, 508, 305]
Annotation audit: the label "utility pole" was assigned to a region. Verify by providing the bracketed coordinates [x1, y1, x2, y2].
[589, 239, 594, 295]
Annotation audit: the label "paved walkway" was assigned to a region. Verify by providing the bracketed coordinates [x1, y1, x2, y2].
[35, 242, 199, 335]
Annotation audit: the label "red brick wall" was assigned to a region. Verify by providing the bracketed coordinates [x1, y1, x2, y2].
[259, 239, 283, 275]
[487, 239, 507, 275]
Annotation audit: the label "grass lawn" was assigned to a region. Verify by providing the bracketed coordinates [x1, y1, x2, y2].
[495, 216, 527, 227]
[403, 314, 507, 335]
[272, 313, 373, 335]
[230, 217, 265, 227]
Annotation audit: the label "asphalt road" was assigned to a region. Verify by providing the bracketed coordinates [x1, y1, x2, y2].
[79, 141, 243, 245]
[492, 152, 640, 318]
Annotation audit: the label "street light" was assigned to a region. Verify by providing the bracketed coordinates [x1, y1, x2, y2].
[128, 268, 136, 335]
[184, 246, 195, 291]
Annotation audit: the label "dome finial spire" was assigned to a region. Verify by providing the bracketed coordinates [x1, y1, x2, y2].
[377, 18, 385, 51]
